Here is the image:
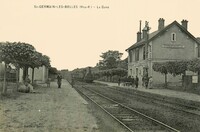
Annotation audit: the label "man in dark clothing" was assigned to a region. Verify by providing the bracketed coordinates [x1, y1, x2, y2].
[135, 76, 139, 88]
[132, 77, 135, 87]
[118, 78, 121, 86]
[57, 74, 62, 88]
[144, 76, 149, 89]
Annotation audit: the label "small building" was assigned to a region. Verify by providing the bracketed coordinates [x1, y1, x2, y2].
[126, 18, 200, 86]
[19, 65, 49, 83]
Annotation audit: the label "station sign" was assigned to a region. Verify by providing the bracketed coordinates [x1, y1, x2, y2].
[192, 76, 198, 83]
[186, 71, 197, 76]
[162, 44, 184, 49]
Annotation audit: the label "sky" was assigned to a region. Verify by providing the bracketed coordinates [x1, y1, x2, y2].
[0, 0, 200, 70]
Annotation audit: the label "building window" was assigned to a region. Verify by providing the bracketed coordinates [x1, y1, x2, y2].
[129, 50, 132, 62]
[143, 46, 146, 60]
[171, 33, 176, 41]
[130, 69, 132, 76]
[148, 45, 152, 59]
[198, 44, 200, 57]
[135, 48, 139, 61]
[136, 68, 138, 76]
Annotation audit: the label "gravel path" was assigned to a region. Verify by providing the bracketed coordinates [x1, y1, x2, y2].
[0, 80, 99, 132]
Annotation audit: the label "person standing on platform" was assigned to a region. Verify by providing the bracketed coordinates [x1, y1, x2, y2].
[132, 77, 135, 88]
[144, 75, 149, 89]
[57, 74, 62, 88]
[142, 75, 145, 87]
[118, 77, 121, 86]
[149, 76, 153, 89]
[135, 76, 139, 88]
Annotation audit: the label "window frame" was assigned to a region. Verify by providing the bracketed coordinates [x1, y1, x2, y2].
[129, 50, 132, 62]
[135, 48, 139, 61]
[143, 46, 146, 60]
[171, 32, 176, 42]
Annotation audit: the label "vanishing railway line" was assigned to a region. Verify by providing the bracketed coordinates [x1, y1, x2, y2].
[75, 86, 180, 132]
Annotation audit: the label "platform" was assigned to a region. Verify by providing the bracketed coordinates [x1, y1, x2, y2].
[94, 80, 200, 106]
[0, 80, 99, 132]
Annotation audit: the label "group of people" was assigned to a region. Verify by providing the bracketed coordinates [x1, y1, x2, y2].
[142, 75, 153, 89]
[118, 75, 153, 89]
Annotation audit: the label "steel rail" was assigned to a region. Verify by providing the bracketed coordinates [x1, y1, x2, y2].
[81, 86, 180, 132]
[108, 86, 200, 116]
[112, 86, 200, 110]
[75, 87, 134, 132]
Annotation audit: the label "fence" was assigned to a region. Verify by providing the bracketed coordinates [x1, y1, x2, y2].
[0, 73, 17, 94]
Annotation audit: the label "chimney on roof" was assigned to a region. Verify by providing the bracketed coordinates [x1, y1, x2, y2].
[142, 28, 147, 40]
[137, 20, 142, 42]
[137, 32, 142, 42]
[181, 19, 188, 30]
[142, 21, 150, 40]
[158, 18, 165, 30]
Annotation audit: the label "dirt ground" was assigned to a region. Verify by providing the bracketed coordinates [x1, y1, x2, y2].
[0, 80, 100, 132]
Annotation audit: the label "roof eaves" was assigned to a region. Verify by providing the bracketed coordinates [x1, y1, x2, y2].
[126, 40, 146, 51]
[148, 21, 178, 42]
[148, 20, 200, 44]
[176, 24, 200, 45]
[126, 20, 200, 51]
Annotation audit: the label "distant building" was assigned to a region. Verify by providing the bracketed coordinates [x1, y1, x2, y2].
[126, 18, 200, 85]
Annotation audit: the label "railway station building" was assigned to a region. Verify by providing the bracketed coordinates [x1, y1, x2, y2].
[126, 18, 200, 86]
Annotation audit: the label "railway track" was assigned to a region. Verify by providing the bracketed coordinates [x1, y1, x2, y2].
[75, 86, 180, 132]
[101, 86, 200, 116]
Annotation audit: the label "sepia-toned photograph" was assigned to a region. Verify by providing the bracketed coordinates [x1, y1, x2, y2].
[0, 0, 200, 131]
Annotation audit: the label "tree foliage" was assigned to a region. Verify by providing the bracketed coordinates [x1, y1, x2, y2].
[97, 67, 127, 81]
[118, 58, 128, 70]
[152, 60, 194, 87]
[152, 62, 168, 75]
[98, 50, 123, 70]
[49, 67, 58, 75]
[0, 42, 36, 67]
[41, 55, 51, 68]
[0, 42, 51, 68]
[0, 41, 51, 94]
[187, 58, 200, 72]
[153, 60, 195, 76]
[166, 61, 188, 76]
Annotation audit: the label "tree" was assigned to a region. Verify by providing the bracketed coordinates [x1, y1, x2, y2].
[153, 60, 188, 87]
[0, 42, 37, 93]
[118, 58, 128, 70]
[49, 67, 58, 75]
[98, 50, 123, 70]
[166, 61, 188, 76]
[187, 58, 200, 72]
[29, 51, 43, 84]
[152, 62, 168, 87]
[41, 55, 51, 68]
[0, 42, 51, 94]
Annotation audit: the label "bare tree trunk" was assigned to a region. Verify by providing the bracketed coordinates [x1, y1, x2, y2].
[16, 67, 19, 91]
[32, 67, 34, 84]
[23, 66, 28, 81]
[2, 63, 7, 94]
